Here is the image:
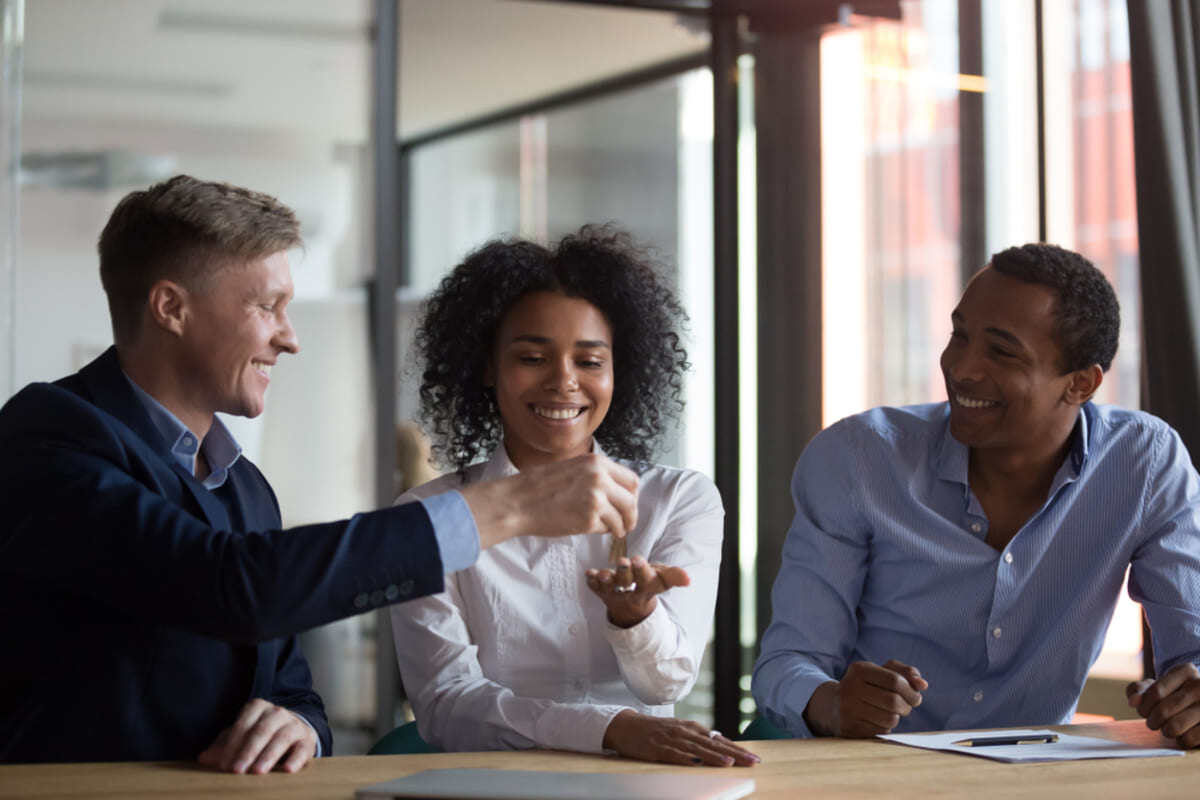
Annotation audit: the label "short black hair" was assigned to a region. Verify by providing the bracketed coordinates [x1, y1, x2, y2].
[989, 243, 1120, 373]
[415, 224, 690, 473]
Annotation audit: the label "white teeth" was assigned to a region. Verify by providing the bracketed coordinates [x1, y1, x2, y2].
[253, 362, 272, 377]
[534, 406, 583, 420]
[955, 394, 998, 409]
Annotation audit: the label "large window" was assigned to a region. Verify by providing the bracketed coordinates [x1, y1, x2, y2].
[821, 0, 965, 425]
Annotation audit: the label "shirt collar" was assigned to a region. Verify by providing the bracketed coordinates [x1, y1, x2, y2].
[480, 439, 605, 481]
[122, 372, 243, 489]
[934, 401, 1089, 487]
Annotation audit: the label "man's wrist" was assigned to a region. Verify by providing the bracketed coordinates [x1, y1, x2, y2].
[803, 681, 839, 737]
[285, 708, 321, 757]
[459, 480, 521, 550]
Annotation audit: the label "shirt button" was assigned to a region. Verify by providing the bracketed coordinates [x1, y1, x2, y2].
[1003, 552, 1014, 564]
[568, 624, 580, 636]
[182, 435, 194, 448]
[398, 579, 415, 596]
[992, 627, 1003, 638]
[973, 690, 984, 702]
[370, 589, 385, 605]
[970, 522, 982, 533]
[353, 592, 369, 609]
[384, 584, 400, 601]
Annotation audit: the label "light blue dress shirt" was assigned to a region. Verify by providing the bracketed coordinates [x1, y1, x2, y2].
[125, 377, 242, 489]
[753, 402, 1200, 737]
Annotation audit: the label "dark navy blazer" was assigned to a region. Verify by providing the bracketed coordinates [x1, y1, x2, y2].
[0, 348, 445, 763]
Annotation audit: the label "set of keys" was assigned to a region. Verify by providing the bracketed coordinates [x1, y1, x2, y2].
[609, 534, 637, 593]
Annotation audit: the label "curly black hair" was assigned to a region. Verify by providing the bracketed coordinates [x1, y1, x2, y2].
[989, 243, 1120, 373]
[414, 224, 690, 473]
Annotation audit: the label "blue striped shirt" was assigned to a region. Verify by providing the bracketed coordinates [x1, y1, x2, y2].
[753, 402, 1200, 737]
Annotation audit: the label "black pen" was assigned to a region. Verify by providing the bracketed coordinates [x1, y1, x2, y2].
[952, 734, 1059, 747]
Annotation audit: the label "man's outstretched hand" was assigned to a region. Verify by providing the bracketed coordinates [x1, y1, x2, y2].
[460, 453, 639, 550]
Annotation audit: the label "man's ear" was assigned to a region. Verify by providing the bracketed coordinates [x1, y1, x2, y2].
[146, 280, 189, 337]
[1065, 364, 1104, 404]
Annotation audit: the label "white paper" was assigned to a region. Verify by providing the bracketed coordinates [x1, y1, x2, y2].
[878, 728, 1184, 763]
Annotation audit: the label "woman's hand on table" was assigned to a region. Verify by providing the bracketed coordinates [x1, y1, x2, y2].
[197, 698, 317, 774]
[602, 710, 760, 766]
[585, 556, 690, 628]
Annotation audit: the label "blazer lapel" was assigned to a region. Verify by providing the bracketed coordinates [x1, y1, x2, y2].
[169, 463, 232, 531]
[78, 348, 169, 456]
[76, 347, 232, 531]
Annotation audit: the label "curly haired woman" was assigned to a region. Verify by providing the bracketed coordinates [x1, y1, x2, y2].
[390, 225, 758, 767]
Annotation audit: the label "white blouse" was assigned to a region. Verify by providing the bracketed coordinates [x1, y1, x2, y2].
[389, 444, 724, 754]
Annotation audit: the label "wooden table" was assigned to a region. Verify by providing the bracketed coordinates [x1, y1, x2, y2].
[0, 721, 1194, 799]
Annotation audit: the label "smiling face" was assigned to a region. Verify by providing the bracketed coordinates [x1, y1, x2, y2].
[491, 291, 614, 470]
[175, 250, 299, 429]
[939, 266, 1087, 458]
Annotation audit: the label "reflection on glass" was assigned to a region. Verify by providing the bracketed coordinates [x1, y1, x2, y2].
[821, 0, 963, 426]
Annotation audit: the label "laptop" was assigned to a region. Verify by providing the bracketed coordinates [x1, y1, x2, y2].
[356, 768, 756, 800]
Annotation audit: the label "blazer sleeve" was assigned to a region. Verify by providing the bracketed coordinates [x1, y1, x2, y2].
[0, 383, 446, 644]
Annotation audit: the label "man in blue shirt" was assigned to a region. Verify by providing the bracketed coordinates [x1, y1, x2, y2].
[753, 243, 1200, 748]
[0, 175, 638, 769]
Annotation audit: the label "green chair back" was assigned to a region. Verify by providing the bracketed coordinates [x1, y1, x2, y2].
[367, 720, 442, 755]
[738, 714, 792, 740]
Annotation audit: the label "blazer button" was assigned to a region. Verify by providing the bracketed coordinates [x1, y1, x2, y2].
[353, 592, 370, 609]
[398, 579, 415, 596]
[384, 584, 400, 601]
